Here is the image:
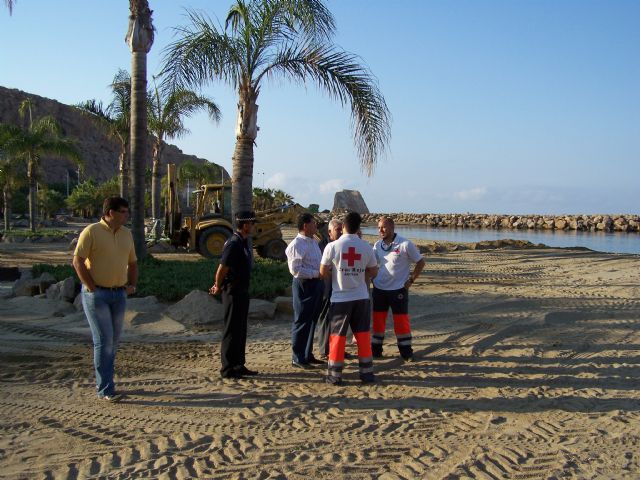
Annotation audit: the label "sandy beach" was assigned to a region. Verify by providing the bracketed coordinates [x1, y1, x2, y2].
[1, 238, 639, 479]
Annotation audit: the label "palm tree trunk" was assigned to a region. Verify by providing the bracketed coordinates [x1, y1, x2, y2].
[231, 135, 255, 217]
[127, 0, 154, 260]
[151, 139, 163, 240]
[3, 186, 11, 231]
[27, 161, 37, 232]
[231, 93, 259, 218]
[130, 50, 148, 259]
[119, 147, 129, 199]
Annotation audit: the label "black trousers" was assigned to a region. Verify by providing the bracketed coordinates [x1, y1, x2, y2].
[220, 287, 249, 376]
[316, 296, 331, 357]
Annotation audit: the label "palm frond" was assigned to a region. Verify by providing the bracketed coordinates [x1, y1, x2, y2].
[76, 99, 110, 120]
[263, 43, 391, 175]
[30, 116, 64, 137]
[277, 0, 335, 43]
[160, 9, 244, 91]
[107, 69, 132, 120]
[4, 0, 16, 15]
[37, 138, 83, 166]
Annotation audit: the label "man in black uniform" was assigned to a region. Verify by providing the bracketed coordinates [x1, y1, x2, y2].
[210, 211, 258, 379]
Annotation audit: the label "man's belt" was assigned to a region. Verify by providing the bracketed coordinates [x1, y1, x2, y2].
[296, 277, 320, 283]
[95, 285, 127, 290]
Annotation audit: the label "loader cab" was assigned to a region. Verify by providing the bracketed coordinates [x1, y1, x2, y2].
[195, 184, 233, 223]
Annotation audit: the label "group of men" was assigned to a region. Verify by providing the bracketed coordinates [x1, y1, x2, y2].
[285, 212, 425, 385]
[73, 197, 424, 401]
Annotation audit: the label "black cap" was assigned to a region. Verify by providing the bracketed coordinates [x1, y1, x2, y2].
[235, 211, 257, 223]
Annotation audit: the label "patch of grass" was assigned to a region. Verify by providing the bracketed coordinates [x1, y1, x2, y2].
[2, 229, 70, 238]
[33, 256, 291, 302]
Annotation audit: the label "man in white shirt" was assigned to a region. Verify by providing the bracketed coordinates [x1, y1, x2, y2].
[320, 212, 378, 385]
[372, 216, 425, 362]
[285, 213, 324, 369]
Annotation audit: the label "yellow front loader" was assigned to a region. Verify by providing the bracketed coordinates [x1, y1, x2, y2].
[164, 164, 326, 260]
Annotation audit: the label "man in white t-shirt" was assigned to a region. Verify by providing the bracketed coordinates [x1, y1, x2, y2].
[320, 212, 378, 385]
[372, 216, 425, 361]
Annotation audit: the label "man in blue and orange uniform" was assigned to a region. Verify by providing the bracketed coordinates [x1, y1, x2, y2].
[320, 211, 378, 385]
[210, 211, 258, 379]
[371, 216, 425, 362]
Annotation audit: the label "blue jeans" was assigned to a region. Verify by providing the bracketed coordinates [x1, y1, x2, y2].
[291, 277, 323, 363]
[81, 286, 126, 397]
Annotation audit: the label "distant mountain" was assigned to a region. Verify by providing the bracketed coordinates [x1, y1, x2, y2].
[0, 86, 228, 184]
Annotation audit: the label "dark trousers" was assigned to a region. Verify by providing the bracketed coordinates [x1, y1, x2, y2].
[220, 287, 249, 376]
[316, 296, 331, 357]
[371, 287, 412, 359]
[291, 277, 324, 363]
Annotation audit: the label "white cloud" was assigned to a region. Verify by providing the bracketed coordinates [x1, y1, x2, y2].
[319, 178, 347, 194]
[454, 186, 487, 201]
[266, 172, 288, 190]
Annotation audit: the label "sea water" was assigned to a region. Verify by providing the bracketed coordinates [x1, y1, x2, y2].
[361, 225, 640, 255]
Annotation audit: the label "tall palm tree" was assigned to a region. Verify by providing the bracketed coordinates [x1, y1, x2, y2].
[161, 0, 390, 217]
[148, 82, 221, 238]
[0, 101, 82, 232]
[0, 157, 22, 231]
[77, 70, 131, 197]
[126, 0, 155, 258]
[0, 134, 24, 230]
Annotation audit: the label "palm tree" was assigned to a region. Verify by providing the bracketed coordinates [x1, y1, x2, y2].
[126, 0, 155, 258]
[273, 189, 293, 207]
[0, 143, 24, 231]
[161, 0, 390, 217]
[0, 101, 82, 232]
[77, 69, 131, 197]
[148, 82, 221, 239]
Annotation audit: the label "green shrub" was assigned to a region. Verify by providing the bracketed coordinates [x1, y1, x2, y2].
[33, 255, 291, 302]
[4, 229, 69, 238]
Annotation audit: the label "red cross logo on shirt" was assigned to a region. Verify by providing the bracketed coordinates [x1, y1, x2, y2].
[342, 246, 361, 266]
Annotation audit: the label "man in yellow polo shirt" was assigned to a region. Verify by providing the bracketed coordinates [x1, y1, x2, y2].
[73, 196, 138, 402]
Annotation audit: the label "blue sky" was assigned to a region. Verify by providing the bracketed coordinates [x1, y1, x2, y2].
[1, 0, 638, 214]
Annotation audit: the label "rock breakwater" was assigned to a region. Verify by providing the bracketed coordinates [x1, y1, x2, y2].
[359, 213, 639, 232]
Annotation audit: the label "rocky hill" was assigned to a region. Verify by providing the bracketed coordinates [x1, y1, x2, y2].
[0, 86, 228, 184]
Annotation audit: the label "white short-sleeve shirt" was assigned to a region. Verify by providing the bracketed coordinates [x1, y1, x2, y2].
[372, 234, 422, 291]
[321, 233, 377, 302]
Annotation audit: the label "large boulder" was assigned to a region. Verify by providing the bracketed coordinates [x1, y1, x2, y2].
[6, 296, 76, 317]
[332, 190, 369, 214]
[12, 272, 57, 297]
[274, 296, 294, 315]
[123, 296, 185, 334]
[248, 299, 277, 320]
[165, 290, 225, 327]
[46, 277, 78, 302]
